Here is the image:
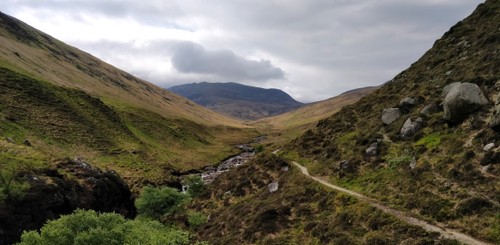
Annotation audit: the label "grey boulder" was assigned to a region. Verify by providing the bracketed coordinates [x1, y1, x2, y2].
[401, 117, 423, 139]
[443, 83, 488, 123]
[382, 108, 401, 125]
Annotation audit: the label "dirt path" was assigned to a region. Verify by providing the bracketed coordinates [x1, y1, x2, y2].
[291, 161, 492, 245]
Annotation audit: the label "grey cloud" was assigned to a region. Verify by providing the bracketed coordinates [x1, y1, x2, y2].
[2, 0, 484, 102]
[171, 42, 285, 81]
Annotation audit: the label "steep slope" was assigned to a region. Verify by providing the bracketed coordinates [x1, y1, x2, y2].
[252, 86, 377, 145]
[284, 0, 499, 243]
[187, 1, 499, 244]
[168, 82, 303, 120]
[0, 12, 257, 189]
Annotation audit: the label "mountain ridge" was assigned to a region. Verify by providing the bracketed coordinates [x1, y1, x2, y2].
[168, 82, 303, 120]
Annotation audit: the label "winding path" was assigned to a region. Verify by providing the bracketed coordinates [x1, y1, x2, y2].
[291, 161, 492, 245]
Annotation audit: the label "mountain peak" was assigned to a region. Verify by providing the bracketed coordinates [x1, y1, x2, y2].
[168, 82, 303, 120]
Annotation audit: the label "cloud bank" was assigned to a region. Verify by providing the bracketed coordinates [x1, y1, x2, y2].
[1, 0, 484, 102]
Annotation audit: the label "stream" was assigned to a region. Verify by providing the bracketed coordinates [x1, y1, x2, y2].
[181, 136, 265, 192]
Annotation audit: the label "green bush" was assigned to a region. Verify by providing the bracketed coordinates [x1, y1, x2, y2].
[17, 209, 191, 245]
[0, 169, 29, 202]
[183, 175, 205, 197]
[187, 211, 208, 228]
[135, 186, 190, 219]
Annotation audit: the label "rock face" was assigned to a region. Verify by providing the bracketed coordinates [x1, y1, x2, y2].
[381, 108, 401, 125]
[400, 117, 423, 139]
[0, 159, 136, 245]
[443, 82, 488, 123]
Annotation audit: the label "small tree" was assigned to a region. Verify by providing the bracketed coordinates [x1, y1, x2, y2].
[135, 186, 190, 219]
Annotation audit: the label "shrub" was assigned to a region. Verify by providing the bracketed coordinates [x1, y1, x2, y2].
[0, 169, 29, 202]
[187, 211, 208, 228]
[183, 175, 205, 197]
[17, 209, 191, 245]
[135, 186, 190, 219]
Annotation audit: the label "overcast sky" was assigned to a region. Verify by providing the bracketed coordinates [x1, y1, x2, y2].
[2, 0, 483, 102]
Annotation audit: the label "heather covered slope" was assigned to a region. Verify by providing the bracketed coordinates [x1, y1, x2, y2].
[187, 1, 499, 244]
[283, 0, 499, 242]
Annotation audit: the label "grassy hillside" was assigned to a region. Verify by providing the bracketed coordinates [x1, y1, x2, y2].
[0, 12, 257, 190]
[252, 86, 377, 146]
[282, 0, 499, 243]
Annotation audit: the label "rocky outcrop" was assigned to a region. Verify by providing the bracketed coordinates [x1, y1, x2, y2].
[382, 108, 401, 125]
[0, 159, 135, 245]
[400, 117, 423, 139]
[442, 83, 488, 123]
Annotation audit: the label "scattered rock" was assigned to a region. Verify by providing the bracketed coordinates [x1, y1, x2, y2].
[339, 160, 350, 169]
[482, 165, 491, 172]
[400, 117, 423, 139]
[23, 139, 32, 147]
[399, 97, 418, 112]
[483, 143, 495, 151]
[268, 182, 279, 193]
[281, 166, 289, 172]
[382, 108, 401, 125]
[5, 137, 15, 143]
[409, 157, 417, 169]
[443, 83, 488, 123]
[420, 103, 439, 115]
[365, 143, 378, 157]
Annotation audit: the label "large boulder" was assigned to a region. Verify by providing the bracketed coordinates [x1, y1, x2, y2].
[382, 108, 401, 125]
[400, 117, 423, 139]
[443, 83, 488, 123]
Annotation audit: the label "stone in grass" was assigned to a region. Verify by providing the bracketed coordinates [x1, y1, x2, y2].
[268, 182, 279, 193]
[400, 117, 423, 139]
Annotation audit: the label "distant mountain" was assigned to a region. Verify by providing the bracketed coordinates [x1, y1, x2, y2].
[168, 82, 304, 120]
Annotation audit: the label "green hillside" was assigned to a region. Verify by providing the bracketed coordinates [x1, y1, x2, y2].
[0, 11, 257, 190]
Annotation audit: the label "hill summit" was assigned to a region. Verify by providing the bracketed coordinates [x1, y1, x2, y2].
[168, 82, 303, 120]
